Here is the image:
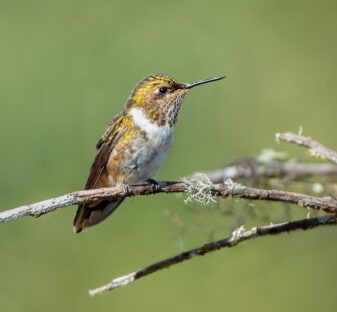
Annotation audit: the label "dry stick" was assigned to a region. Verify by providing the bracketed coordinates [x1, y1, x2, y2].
[1, 132, 336, 295]
[2, 159, 337, 223]
[268, 180, 337, 197]
[204, 162, 337, 184]
[89, 132, 337, 295]
[89, 213, 337, 295]
[1, 182, 337, 223]
[276, 132, 337, 164]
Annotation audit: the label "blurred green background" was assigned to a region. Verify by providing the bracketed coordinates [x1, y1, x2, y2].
[0, 0, 336, 311]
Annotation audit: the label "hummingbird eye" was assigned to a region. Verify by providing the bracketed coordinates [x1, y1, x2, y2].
[159, 86, 168, 94]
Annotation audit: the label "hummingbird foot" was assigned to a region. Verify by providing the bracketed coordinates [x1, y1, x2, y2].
[147, 178, 161, 191]
[122, 183, 132, 196]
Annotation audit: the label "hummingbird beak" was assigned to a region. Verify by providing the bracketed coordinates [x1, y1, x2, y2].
[184, 76, 226, 89]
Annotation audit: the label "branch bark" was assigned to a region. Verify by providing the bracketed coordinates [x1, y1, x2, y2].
[276, 132, 337, 164]
[204, 161, 337, 184]
[1, 181, 337, 223]
[89, 213, 337, 295]
[1, 131, 337, 296]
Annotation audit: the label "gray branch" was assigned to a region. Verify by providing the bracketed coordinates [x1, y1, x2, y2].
[89, 213, 337, 295]
[1, 181, 337, 223]
[276, 132, 337, 164]
[1, 131, 337, 296]
[204, 161, 337, 184]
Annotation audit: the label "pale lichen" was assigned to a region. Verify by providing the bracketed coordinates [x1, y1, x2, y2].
[298, 125, 303, 136]
[307, 211, 311, 219]
[231, 225, 245, 240]
[256, 148, 288, 165]
[181, 173, 216, 205]
[224, 178, 244, 191]
[178, 239, 185, 254]
[275, 133, 281, 143]
[312, 182, 323, 194]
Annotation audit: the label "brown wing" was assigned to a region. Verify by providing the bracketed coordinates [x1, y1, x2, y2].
[73, 112, 125, 233]
[85, 111, 124, 189]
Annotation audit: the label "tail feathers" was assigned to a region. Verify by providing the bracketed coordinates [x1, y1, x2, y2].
[73, 198, 124, 233]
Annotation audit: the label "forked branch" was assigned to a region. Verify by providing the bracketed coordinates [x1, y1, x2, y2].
[1, 131, 337, 296]
[276, 132, 337, 164]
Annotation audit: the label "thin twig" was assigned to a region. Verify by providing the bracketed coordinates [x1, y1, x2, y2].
[276, 132, 337, 164]
[204, 162, 337, 184]
[89, 213, 337, 295]
[267, 180, 337, 197]
[2, 131, 337, 297]
[1, 182, 337, 223]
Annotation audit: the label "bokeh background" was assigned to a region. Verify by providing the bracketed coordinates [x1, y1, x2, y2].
[0, 0, 336, 311]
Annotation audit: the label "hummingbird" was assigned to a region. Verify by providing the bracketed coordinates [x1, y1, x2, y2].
[73, 74, 225, 233]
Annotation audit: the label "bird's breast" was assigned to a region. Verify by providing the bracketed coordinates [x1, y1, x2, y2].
[108, 107, 175, 184]
[129, 106, 174, 162]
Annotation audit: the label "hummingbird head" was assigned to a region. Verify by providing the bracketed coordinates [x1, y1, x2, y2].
[125, 74, 225, 127]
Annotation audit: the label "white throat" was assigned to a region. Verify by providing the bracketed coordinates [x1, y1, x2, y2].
[129, 107, 172, 138]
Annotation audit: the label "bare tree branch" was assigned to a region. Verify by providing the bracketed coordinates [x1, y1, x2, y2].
[267, 180, 337, 197]
[276, 132, 337, 164]
[204, 161, 337, 184]
[88, 213, 337, 295]
[1, 181, 337, 223]
[2, 131, 337, 296]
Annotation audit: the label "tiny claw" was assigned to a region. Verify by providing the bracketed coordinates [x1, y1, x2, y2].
[147, 179, 161, 191]
[122, 184, 132, 196]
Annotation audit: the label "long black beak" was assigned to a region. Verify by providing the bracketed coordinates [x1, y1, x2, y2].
[185, 76, 226, 89]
